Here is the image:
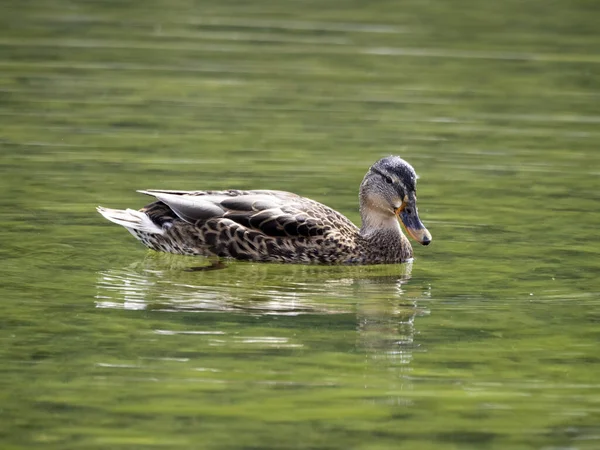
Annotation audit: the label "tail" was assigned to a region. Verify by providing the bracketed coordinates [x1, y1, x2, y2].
[97, 206, 165, 235]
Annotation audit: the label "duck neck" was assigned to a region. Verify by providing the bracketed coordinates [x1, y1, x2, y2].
[359, 208, 412, 262]
[357, 180, 412, 262]
[359, 210, 401, 239]
[359, 183, 401, 237]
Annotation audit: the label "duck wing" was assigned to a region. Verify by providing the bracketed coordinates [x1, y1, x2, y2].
[138, 189, 356, 239]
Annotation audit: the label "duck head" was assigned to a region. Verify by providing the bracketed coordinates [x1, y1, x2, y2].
[359, 155, 432, 245]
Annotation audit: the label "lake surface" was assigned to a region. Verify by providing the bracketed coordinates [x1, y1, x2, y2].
[1, 0, 599, 448]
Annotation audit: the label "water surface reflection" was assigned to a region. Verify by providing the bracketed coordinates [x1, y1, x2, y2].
[95, 255, 428, 379]
[96, 255, 418, 312]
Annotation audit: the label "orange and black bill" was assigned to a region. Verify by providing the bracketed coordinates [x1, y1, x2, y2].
[395, 202, 432, 246]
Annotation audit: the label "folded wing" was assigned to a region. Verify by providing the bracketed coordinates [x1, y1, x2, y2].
[138, 189, 331, 239]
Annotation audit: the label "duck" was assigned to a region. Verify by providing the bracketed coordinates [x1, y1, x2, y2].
[97, 156, 431, 265]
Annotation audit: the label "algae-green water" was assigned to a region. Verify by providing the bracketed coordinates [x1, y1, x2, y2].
[1, 0, 599, 448]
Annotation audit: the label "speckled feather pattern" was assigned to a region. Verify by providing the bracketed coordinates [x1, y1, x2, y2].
[130, 189, 411, 264]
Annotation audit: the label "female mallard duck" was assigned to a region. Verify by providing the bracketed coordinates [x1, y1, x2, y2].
[97, 156, 431, 264]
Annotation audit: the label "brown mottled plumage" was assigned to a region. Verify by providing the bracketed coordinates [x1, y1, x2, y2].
[97, 156, 431, 265]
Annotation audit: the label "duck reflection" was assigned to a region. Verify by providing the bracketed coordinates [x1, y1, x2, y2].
[95, 254, 429, 374]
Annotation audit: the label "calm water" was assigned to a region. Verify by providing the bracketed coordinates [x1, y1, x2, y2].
[1, 0, 600, 448]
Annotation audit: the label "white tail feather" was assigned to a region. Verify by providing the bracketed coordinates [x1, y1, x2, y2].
[96, 206, 165, 235]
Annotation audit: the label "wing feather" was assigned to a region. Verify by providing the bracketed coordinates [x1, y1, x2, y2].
[138, 189, 354, 240]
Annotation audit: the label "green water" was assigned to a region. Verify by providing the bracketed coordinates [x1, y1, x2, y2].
[1, 0, 600, 448]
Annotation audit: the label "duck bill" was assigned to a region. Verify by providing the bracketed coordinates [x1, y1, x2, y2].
[397, 207, 432, 246]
